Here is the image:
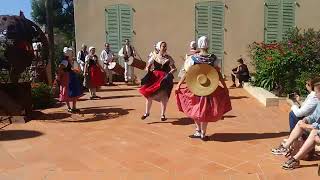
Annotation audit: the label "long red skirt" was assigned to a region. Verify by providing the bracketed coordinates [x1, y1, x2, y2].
[89, 65, 105, 88]
[139, 70, 168, 98]
[175, 86, 232, 122]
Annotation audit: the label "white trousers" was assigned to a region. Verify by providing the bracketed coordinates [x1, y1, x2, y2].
[79, 63, 85, 72]
[103, 65, 113, 83]
[124, 62, 134, 82]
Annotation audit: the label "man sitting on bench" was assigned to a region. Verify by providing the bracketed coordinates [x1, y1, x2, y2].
[230, 58, 250, 88]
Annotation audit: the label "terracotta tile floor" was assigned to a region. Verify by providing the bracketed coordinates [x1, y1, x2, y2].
[0, 83, 319, 180]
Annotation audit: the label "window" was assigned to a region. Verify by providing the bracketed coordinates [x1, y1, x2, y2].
[264, 0, 295, 43]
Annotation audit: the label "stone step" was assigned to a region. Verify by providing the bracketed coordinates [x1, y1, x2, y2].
[243, 83, 279, 107]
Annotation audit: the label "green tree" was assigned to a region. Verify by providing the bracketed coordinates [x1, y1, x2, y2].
[31, 0, 74, 41]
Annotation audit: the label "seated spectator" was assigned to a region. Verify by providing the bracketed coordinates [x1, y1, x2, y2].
[271, 77, 320, 170]
[282, 129, 320, 170]
[230, 58, 250, 88]
[289, 79, 318, 131]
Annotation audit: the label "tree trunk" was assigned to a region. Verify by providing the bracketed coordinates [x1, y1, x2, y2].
[45, 0, 54, 85]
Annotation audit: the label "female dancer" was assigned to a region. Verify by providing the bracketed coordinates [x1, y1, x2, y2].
[178, 40, 200, 78]
[57, 47, 82, 113]
[176, 36, 232, 141]
[84, 47, 105, 99]
[139, 41, 177, 121]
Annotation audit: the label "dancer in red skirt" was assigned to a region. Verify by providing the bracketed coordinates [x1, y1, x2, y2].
[175, 36, 232, 141]
[84, 47, 105, 99]
[139, 41, 177, 121]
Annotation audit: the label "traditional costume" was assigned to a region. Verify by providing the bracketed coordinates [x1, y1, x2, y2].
[178, 41, 200, 78]
[118, 40, 136, 83]
[76, 46, 88, 72]
[59, 48, 82, 112]
[175, 36, 232, 141]
[176, 56, 232, 121]
[84, 47, 105, 99]
[139, 41, 176, 121]
[100, 46, 115, 85]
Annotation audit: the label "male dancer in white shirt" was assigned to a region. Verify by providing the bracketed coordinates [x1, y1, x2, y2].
[100, 43, 115, 86]
[76, 44, 88, 72]
[118, 39, 136, 84]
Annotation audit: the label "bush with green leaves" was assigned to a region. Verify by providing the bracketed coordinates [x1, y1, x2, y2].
[249, 28, 320, 96]
[31, 82, 56, 109]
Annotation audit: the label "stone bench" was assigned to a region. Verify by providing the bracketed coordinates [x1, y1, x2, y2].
[243, 83, 279, 107]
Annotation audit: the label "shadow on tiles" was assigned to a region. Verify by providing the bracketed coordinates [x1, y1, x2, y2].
[229, 96, 249, 100]
[0, 130, 43, 141]
[209, 132, 290, 142]
[98, 95, 140, 100]
[30, 111, 71, 121]
[99, 88, 136, 92]
[147, 117, 194, 126]
[147, 115, 237, 125]
[222, 115, 237, 119]
[60, 107, 135, 123]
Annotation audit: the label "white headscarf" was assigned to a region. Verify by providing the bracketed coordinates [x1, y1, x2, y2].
[198, 36, 209, 49]
[156, 41, 164, 51]
[190, 41, 196, 49]
[63, 47, 73, 57]
[89, 46, 95, 52]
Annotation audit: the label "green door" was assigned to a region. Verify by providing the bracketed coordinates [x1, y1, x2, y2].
[195, 1, 225, 70]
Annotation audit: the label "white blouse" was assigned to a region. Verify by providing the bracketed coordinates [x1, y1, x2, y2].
[291, 91, 319, 117]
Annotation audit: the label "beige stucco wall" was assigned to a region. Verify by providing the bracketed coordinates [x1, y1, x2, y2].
[74, 0, 320, 79]
[296, 0, 320, 30]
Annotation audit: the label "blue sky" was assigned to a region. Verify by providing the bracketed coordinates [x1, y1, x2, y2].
[0, 0, 32, 19]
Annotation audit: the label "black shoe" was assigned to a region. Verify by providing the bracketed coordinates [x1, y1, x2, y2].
[160, 115, 167, 121]
[72, 109, 80, 113]
[141, 113, 149, 120]
[67, 108, 72, 113]
[109, 83, 116, 86]
[201, 134, 209, 141]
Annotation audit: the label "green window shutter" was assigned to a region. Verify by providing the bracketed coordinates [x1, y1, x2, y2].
[119, 4, 133, 45]
[195, 1, 224, 70]
[264, 0, 281, 43]
[106, 5, 120, 52]
[210, 1, 224, 68]
[195, 2, 210, 39]
[281, 0, 295, 40]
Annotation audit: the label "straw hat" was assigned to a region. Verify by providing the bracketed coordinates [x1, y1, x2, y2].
[186, 64, 219, 96]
